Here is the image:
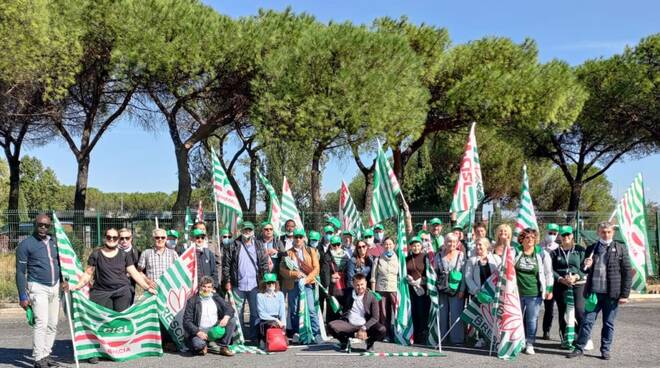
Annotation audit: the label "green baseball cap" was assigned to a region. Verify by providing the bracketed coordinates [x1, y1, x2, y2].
[417, 230, 429, 237]
[191, 228, 206, 237]
[330, 235, 342, 245]
[408, 236, 422, 245]
[546, 223, 560, 232]
[560, 225, 573, 236]
[263, 273, 277, 283]
[452, 225, 463, 231]
[241, 221, 255, 230]
[208, 325, 226, 341]
[308, 230, 320, 241]
[326, 217, 341, 230]
[220, 229, 230, 236]
[261, 221, 272, 228]
[342, 230, 354, 237]
[166, 229, 179, 238]
[429, 218, 443, 225]
[323, 225, 335, 234]
[362, 229, 374, 238]
[293, 228, 306, 237]
[374, 224, 384, 231]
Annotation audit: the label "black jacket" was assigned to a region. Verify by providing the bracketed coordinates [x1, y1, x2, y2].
[340, 288, 380, 329]
[183, 293, 234, 340]
[583, 241, 632, 300]
[196, 248, 219, 288]
[320, 250, 350, 296]
[222, 238, 269, 288]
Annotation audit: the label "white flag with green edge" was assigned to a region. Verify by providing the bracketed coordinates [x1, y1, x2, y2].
[155, 245, 197, 351]
[71, 291, 162, 361]
[449, 122, 484, 219]
[281, 176, 304, 230]
[426, 256, 440, 346]
[513, 165, 538, 237]
[228, 290, 246, 344]
[297, 278, 315, 344]
[257, 170, 282, 237]
[369, 145, 401, 227]
[394, 208, 414, 345]
[615, 173, 652, 292]
[563, 287, 576, 347]
[184, 207, 193, 243]
[340, 179, 364, 235]
[494, 246, 525, 360]
[210, 147, 243, 234]
[53, 213, 89, 296]
[460, 273, 498, 345]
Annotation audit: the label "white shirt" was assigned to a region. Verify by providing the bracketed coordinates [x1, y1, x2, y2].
[199, 297, 218, 331]
[347, 293, 367, 326]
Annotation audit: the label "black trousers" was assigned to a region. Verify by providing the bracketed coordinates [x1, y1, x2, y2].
[542, 298, 555, 334]
[378, 291, 397, 339]
[554, 283, 585, 341]
[328, 319, 387, 345]
[90, 285, 134, 312]
[409, 286, 430, 344]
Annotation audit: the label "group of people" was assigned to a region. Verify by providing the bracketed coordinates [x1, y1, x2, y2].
[15, 213, 631, 367]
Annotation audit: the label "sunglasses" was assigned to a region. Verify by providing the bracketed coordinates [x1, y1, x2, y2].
[331, 243, 341, 247]
[154, 236, 166, 240]
[357, 245, 367, 248]
[37, 223, 51, 229]
[106, 236, 119, 241]
[119, 236, 131, 241]
[294, 235, 305, 239]
[222, 236, 231, 239]
[263, 228, 274, 231]
[195, 235, 207, 240]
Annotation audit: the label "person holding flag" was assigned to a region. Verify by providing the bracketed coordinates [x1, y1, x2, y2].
[434, 233, 466, 346]
[567, 222, 632, 361]
[15, 214, 66, 368]
[406, 236, 431, 344]
[320, 236, 350, 322]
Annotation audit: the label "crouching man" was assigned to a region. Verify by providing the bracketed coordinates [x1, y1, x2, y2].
[328, 273, 386, 352]
[183, 276, 236, 356]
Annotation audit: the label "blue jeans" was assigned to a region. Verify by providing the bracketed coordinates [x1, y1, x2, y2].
[575, 293, 619, 353]
[236, 287, 259, 339]
[520, 295, 542, 346]
[287, 283, 320, 337]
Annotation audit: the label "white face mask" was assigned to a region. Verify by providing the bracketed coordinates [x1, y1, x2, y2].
[365, 238, 374, 246]
[545, 234, 557, 243]
[222, 238, 232, 245]
[242, 232, 253, 241]
[375, 233, 384, 242]
[267, 285, 276, 293]
[600, 238, 612, 245]
[166, 240, 177, 249]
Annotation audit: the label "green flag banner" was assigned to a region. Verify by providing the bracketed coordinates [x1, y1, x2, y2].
[369, 145, 401, 227]
[281, 176, 304, 230]
[257, 170, 282, 237]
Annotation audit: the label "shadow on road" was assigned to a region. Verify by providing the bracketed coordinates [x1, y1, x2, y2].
[0, 340, 73, 368]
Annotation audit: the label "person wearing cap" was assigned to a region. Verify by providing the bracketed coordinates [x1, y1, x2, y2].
[260, 221, 285, 273]
[326, 217, 342, 231]
[549, 225, 586, 349]
[256, 273, 286, 348]
[317, 225, 336, 255]
[308, 230, 321, 250]
[373, 224, 385, 245]
[280, 219, 297, 250]
[321, 235, 351, 322]
[15, 214, 66, 368]
[192, 222, 223, 274]
[370, 236, 398, 341]
[406, 236, 430, 344]
[429, 218, 445, 254]
[346, 239, 373, 283]
[363, 229, 383, 258]
[341, 230, 355, 257]
[279, 228, 322, 342]
[166, 229, 182, 254]
[513, 228, 554, 355]
[222, 221, 269, 341]
[183, 275, 236, 356]
[191, 228, 220, 288]
[418, 230, 432, 254]
[540, 223, 560, 340]
[434, 232, 466, 346]
[451, 225, 467, 253]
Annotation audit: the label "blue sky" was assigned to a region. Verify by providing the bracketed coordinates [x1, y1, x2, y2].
[24, 0, 660, 204]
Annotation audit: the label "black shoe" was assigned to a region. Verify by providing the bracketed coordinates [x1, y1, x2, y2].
[44, 356, 61, 367]
[601, 351, 611, 360]
[566, 349, 584, 359]
[338, 342, 348, 351]
[542, 332, 550, 340]
[33, 359, 48, 368]
[365, 342, 375, 352]
[88, 357, 99, 364]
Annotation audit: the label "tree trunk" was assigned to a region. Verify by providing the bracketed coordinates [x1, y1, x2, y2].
[172, 143, 192, 220]
[7, 154, 21, 249]
[362, 169, 374, 214]
[73, 154, 90, 242]
[248, 152, 258, 221]
[567, 181, 583, 213]
[310, 145, 324, 229]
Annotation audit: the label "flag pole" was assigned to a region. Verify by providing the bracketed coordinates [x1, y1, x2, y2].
[64, 288, 80, 368]
[436, 304, 442, 353]
[154, 216, 159, 229]
[213, 197, 221, 246]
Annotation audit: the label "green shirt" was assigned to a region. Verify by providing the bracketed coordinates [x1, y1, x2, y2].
[516, 252, 540, 297]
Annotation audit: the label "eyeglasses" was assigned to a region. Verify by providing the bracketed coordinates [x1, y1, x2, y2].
[195, 235, 206, 240]
[222, 236, 231, 239]
[364, 236, 373, 239]
[357, 245, 367, 249]
[331, 243, 341, 247]
[263, 228, 273, 231]
[119, 237, 131, 241]
[37, 223, 51, 229]
[548, 232, 558, 235]
[294, 235, 304, 239]
[154, 236, 166, 240]
[106, 236, 119, 241]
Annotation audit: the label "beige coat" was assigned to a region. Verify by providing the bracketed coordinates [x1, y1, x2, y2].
[370, 254, 399, 292]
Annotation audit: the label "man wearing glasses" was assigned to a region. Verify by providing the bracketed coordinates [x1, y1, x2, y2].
[260, 221, 285, 273]
[192, 228, 219, 288]
[118, 228, 141, 298]
[192, 222, 223, 275]
[16, 214, 65, 368]
[138, 228, 179, 286]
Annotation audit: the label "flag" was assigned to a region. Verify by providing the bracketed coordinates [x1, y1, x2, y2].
[494, 246, 525, 359]
[53, 213, 88, 296]
[340, 180, 364, 235]
[460, 273, 498, 345]
[615, 173, 652, 292]
[257, 170, 282, 237]
[297, 279, 315, 344]
[155, 246, 197, 350]
[563, 287, 576, 348]
[210, 147, 243, 233]
[184, 207, 193, 243]
[394, 208, 414, 345]
[369, 145, 401, 226]
[281, 176, 304, 230]
[315, 276, 342, 313]
[196, 200, 203, 222]
[228, 291, 246, 344]
[71, 291, 162, 361]
[449, 122, 484, 222]
[513, 165, 538, 237]
[426, 256, 440, 346]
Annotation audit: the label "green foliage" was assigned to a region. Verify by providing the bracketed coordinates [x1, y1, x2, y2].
[18, 156, 64, 211]
[530, 166, 615, 212]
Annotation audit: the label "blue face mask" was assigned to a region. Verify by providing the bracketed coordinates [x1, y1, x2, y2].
[384, 250, 393, 257]
[222, 238, 232, 245]
[310, 240, 319, 247]
[324, 234, 331, 241]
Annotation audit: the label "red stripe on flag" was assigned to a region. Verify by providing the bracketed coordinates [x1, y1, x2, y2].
[76, 333, 161, 348]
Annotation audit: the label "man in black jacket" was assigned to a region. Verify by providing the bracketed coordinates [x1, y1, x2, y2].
[567, 222, 632, 361]
[191, 229, 219, 288]
[222, 221, 269, 340]
[183, 276, 235, 356]
[328, 273, 386, 352]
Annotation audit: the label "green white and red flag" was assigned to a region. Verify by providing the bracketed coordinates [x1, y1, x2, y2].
[339, 179, 364, 235]
[210, 147, 243, 233]
[184, 207, 193, 244]
[394, 208, 414, 345]
[493, 245, 525, 360]
[614, 173, 652, 292]
[513, 165, 538, 237]
[369, 145, 401, 227]
[460, 273, 498, 345]
[281, 176, 304, 230]
[426, 256, 440, 346]
[257, 170, 282, 238]
[53, 213, 89, 296]
[449, 123, 484, 226]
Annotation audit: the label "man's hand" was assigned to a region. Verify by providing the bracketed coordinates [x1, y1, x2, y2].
[584, 257, 593, 269]
[619, 298, 629, 305]
[61, 281, 70, 292]
[559, 277, 572, 287]
[225, 283, 232, 291]
[267, 248, 278, 256]
[331, 273, 340, 283]
[218, 316, 230, 327]
[19, 300, 29, 310]
[355, 329, 368, 340]
[146, 287, 157, 295]
[276, 319, 284, 328]
[297, 272, 306, 279]
[197, 331, 208, 340]
[457, 291, 465, 299]
[545, 292, 553, 301]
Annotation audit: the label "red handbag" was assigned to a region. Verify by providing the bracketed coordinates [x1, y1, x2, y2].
[265, 327, 288, 352]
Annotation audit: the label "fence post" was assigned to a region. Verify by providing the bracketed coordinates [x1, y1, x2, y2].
[576, 210, 581, 245]
[96, 211, 101, 248]
[487, 211, 493, 240]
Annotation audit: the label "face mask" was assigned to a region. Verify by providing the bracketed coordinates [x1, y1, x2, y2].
[166, 240, 176, 249]
[267, 285, 276, 293]
[365, 238, 374, 246]
[375, 233, 384, 242]
[330, 248, 344, 257]
[600, 238, 612, 245]
[384, 250, 393, 257]
[422, 240, 431, 248]
[310, 240, 319, 247]
[196, 241, 207, 249]
[222, 238, 232, 245]
[545, 234, 557, 243]
[287, 231, 293, 237]
[242, 233, 253, 241]
[199, 290, 213, 299]
[324, 234, 331, 241]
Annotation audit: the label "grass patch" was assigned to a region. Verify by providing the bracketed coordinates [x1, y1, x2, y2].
[0, 254, 16, 302]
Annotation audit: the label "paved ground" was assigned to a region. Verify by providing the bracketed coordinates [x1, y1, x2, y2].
[2, 299, 660, 368]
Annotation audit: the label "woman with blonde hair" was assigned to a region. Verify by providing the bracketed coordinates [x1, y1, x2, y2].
[492, 224, 512, 257]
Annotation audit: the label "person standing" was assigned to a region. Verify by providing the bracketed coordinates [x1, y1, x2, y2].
[541, 223, 560, 339]
[320, 236, 350, 322]
[138, 228, 179, 285]
[492, 224, 512, 257]
[406, 237, 430, 344]
[364, 229, 383, 258]
[15, 214, 65, 368]
[192, 222, 223, 272]
[370, 237, 398, 341]
[191, 228, 219, 288]
[428, 218, 444, 256]
[373, 224, 385, 246]
[118, 228, 141, 300]
[346, 240, 373, 282]
[567, 222, 631, 361]
[260, 221, 285, 273]
[435, 233, 466, 346]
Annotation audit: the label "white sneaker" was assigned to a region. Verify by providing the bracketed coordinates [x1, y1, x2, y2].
[525, 345, 535, 355]
[474, 338, 485, 348]
[584, 339, 594, 351]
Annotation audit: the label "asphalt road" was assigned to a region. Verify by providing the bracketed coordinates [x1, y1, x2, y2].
[2, 300, 659, 368]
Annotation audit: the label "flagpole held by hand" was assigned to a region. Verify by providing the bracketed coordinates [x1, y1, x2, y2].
[64, 279, 80, 368]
